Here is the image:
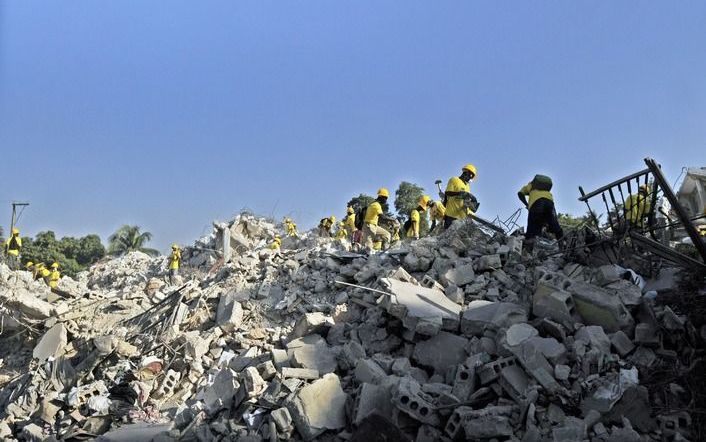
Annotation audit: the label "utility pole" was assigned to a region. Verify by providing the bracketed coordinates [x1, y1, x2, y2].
[9, 201, 29, 235]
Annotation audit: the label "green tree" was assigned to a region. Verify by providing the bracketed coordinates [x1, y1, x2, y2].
[108, 225, 159, 257]
[20, 231, 105, 278]
[394, 181, 430, 235]
[557, 212, 593, 230]
[346, 194, 375, 213]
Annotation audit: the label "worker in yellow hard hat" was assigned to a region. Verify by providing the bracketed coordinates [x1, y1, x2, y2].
[25, 261, 34, 272]
[335, 222, 348, 241]
[284, 218, 298, 238]
[47, 262, 61, 289]
[318, 216, 336, 238]
[428, 199, 446, 234]
[625, 184, 652, 229]
[4, 227, 22, 270]
[33, 262, 46, 281]
[168, 244, 181, 284]
[444, 164, 477, 229]
[269, 235, 282, 250]
[518, 174, 563, 249]
[406, 195, 431, 240]
[343, 207, 357, 241]
[363, 188, 394, 251]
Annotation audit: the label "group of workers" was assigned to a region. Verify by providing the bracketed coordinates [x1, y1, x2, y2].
[267, 163, 577, 253]
[2, 227, 63, 289]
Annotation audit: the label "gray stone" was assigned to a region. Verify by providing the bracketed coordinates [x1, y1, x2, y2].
[461, 301, 528, 337]
[199, 369, 242, 414]
[475, 254, 502, 272]
[215, 292, 243, 332]
[242, 367, 266, 398]
[354, 359, 388, 384]
[526, 336, 567, 365]
[413, 331, 469, 374]
[505, 323, 539, 347]
[33, 323, 67, 362]
[281, 367, 320, 380]
[290, 312, 334, 339]
[569, 281, 634, 333]
[443, 263, 476, 287]
[610, 331, 635, 357]
[287, 335, 338, 374]
[444, 283, 465, 304]
[533, 289, 576, 329]
[462, 406, 515, 439]
[575, 326, 611, 354]
[352, 383, 393, 424]
[634, 323, 660, 347]
[554, 364, 570, 381]
[499, 365, 529, 402]
[271, 407, 293, 433]
[287, 373, 347, 441]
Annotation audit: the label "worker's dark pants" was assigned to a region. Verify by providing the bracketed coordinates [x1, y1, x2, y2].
[526, 199, 563, 240]
[444, 216, 458, 230]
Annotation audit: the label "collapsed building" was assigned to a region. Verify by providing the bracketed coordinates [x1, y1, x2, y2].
[0, 160, 704, 442]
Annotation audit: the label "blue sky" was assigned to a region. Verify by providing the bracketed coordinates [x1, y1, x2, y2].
[1, 2, 705, 253]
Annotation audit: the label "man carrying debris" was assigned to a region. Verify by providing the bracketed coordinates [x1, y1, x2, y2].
[284, 218, 298, 237]
[444, 164, 477, 229]
[428, 199, 445, 234]
[405, 195, 430, 240]
[518, 174, 563, 250]
[4, 227, 22, 270]
[318, 216, 336, 237]
[363, 188, 394, 251]
[625, 184, 652, 229]
[168, 244, 181, 284]
[343, 207, 357, 241]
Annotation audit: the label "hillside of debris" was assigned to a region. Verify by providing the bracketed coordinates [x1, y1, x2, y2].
[0, 212, 702, 441]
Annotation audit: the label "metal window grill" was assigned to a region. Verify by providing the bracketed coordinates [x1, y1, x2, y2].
[578, 158, 706, 272]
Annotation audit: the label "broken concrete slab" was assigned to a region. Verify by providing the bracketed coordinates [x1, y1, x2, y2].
[441, 263, 476, 287]
[215, 291, 243, 332]
[33, 323, 67, 362]
[290, 312, 334, 340]
[461, 301, 528, 337]
[287, 334, 338, 374]
[286, 373, 347, 441]
[569, 281, 634, 333]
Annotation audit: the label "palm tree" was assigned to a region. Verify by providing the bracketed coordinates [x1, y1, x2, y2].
[108, 225, 160, 257]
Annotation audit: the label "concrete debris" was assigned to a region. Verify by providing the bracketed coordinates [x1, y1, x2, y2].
[0, 212, 699, 441]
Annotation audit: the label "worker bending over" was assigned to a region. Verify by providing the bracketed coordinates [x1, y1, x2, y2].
[363, 188, 394, 251]
[318, 216, 336, 237]
[269, 235, 282, 250]
[444, 164, 477, 229]
[518, 175, 563, 250]
[406, 196, 430, 240]
[428, 199, 446, 234]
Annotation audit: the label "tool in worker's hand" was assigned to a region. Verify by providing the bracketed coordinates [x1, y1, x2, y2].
[435, 180, 444, 200]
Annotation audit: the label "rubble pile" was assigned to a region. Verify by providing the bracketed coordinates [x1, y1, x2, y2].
[0, 214, 702, 441]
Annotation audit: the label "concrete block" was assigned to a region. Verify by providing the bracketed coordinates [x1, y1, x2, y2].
[533, 289, 577, 329]
[554, 364, 570, 381]
[575, 326, 611, 354]
[479, 356, 518, 385]
[504, 323, 539, 347]
[445, 406, 474, 439]
[391, 376, 439, 426]
[451, 365, 476, 402]
[525, 336, 567, 365]
[271, 407, 293, 433]
[499, 364, 530, 403]
[288, 335, 338, 374]
[442, 264, 476, 286]
[351, 383, 393, 425]
[242, 366, 267, 398]
[610, 331, 635, 357]
[281, 367, 320, 380]
[215, 292, 243, 332]
[569, 281, 634, 333]
[354, 359, 388, 385]
[475, 254, 502, 272]
[286, 373, 347, 441]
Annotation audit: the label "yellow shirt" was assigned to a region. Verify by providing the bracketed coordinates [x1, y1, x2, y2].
[430, 201, 445, 221]
[5, 235, 22, 256]
[625, 193, 651, 225]
[269, 240, 281, 250]
[445, 177, 470, 220]
[406, 209, 421, 238]
[169, 250, 181, 270]
[344, 214, 356, 233]
[365, 202, 383, 226]
[335, 228, 347, 240]
[519, 183, 553, 209]
[285, 222, 298, 237]
[49, 270, 60, 289]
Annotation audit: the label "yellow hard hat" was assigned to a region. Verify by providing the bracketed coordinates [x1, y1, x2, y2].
[25, 261, 34, 268]
[419, 195, 431, 209]
[339, 221, 345, 226]
[347, 207, 354, 215]
[378, 188, 390, 198]
[51, 262, 59, 269]
[11, 228, 19, 235]
[639, 184, 649, 194]
[462, 164, 477, 178]
[171, 243, 179, 249]
[275, 235, 281, 240]
[329, 216, 336, 223]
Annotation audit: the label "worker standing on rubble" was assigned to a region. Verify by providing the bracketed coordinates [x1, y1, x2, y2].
[335, 222, 348, 241]
[625, 184, 652, 229]
[48, 262, 61, 289]
[518, 174, 563, 250]
[405, 196, 431, 240]
[284, 218, 298, 238]
[318, 216, 336, 237]
[363, 188, 394, 251]
[168, 244, 181, 284]
[34, 263, 47, 281]
[428, 199, 446, 234]
[4, 228, 22, 270]
[444, 164, 477, 229]
[343, 207, 357, 241]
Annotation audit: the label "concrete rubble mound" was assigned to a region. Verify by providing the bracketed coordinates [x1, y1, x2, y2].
[0, 212, 701, 441]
